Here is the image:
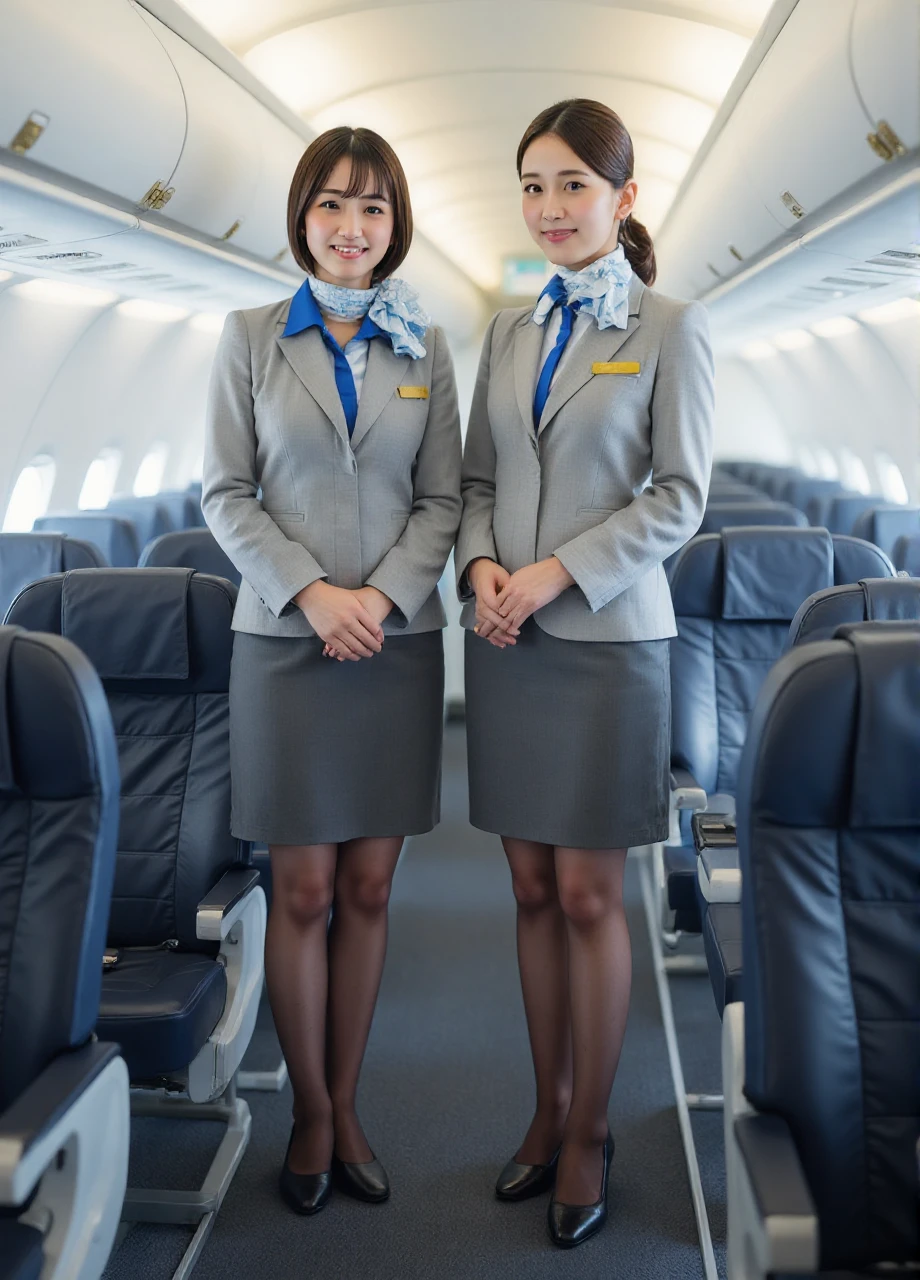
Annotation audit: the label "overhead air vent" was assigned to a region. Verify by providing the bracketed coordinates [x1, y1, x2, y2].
[0, 232, 46, 251]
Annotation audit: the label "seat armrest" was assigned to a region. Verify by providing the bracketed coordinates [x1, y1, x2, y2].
[698, 847, 742, 903]
[197, 867, 262, 941]
[734, 1112, 818, 1273]
[670, 767, 708, 812]
[0, 1041, 120, 1204]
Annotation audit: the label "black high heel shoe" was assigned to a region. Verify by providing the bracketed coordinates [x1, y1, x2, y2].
[495, 1147, 560, 1201]
[331, 1152, 390, 1203]
[278, 1127, 332, 1215]
[547, 1132, 614, 1248]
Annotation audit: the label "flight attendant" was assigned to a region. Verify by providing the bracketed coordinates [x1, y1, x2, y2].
[203, 127, 461, 1216]
[456, 99, 714, 1248]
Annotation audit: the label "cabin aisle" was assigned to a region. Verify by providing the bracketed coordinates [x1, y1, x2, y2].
[104, 725, 722, 1279]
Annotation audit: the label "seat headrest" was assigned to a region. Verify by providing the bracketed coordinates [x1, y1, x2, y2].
[61, 568, 192, 679]
[33, 514, 138, 566]
[138, 529, 241, 586]
[5, 569, 237, 693]
[861, 576, 920, 620]
[701, 503, 806, 533]
[893, 533, 920, 576]
[851, 506, 920, 557]
[722, 527, 833, 620]
[840, 623, 920, 827]
[0, 533, 65, 621]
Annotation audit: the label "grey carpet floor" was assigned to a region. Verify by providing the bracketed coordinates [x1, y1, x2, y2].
[104, 725, 726, 1280]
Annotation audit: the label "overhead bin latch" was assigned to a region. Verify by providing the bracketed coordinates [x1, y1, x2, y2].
[867, 120, 906, 161]
[10, 111, 49, 154]
[781, 191, 807, 219]
[139, 180, 175, 211]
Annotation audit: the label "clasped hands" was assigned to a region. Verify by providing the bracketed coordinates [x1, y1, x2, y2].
[469, 556, 574, 648]
[293, 580, 393, 662]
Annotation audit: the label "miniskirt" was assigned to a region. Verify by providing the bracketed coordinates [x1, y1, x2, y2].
[229, 629, 444, 845]
[464, 619, 670, 849]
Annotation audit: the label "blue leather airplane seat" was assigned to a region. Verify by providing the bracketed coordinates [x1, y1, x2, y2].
[665, 527, 894, 934]
[139, 527, 241, 587]
[665, 503, 808, 581]
[725, 622, 920, 1276]
[5, 568, 265, 1258]
[32, 513, 138, 566]
[776, 475, 843, 514]
[758, 467, 802, 499]
[4, 569, 263, 1083]
[851, 504, 920, 559]
[789, 575, 920, 646]
[152, 491, 202, 532]
[806, 491, 885, 533]
[706, 483, 769, 502]
[104, 496, 172, 548]
[893, 531, 920, 575]
[0, 625, 128, 1280]
[0, 532, 105, 620]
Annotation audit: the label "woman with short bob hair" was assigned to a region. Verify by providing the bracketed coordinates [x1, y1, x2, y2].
[457, 99, 714, 1248]
[203, 126, 462, 1216]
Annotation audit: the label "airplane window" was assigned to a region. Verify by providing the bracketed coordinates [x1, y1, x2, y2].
[78, 447, 122, 509]
[812, 446, 839, 480]
[839, 448, 872, 494]
[875, 452, 910, 504]
[796, 446, 819, 476]
[2, 455, 56, 532]
[132, 443, 169, 496]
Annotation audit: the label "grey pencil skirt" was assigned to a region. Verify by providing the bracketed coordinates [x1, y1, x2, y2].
[229, 629, 444, 845]
[464, 619, 671, 849]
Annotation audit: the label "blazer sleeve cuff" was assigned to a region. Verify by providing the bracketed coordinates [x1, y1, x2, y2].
[553, 539, 621, 615]
[363, 563, 423, 630]
[264, 551, 328, 620]
[454, 541, 498, 602]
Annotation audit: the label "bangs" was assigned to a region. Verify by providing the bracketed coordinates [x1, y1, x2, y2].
[336, 149, 390, 203]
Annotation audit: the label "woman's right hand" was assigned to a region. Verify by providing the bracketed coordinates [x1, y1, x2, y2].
[294, 580, 384, 660]
[468, 559, 519, 648]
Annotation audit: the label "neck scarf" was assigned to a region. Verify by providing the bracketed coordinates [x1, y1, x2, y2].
[531, 243, 633, 331]
[308, 274, 430, 359]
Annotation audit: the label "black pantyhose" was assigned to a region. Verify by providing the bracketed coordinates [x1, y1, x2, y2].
[266, 837, 403, 1175]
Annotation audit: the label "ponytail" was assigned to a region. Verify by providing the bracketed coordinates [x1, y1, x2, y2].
[618, 213, 656, 286]
[517, 99, 657, 287]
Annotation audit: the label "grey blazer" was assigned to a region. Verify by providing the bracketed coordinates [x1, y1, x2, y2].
[455, 275, 714, 642]
[202, 297, 462, 638]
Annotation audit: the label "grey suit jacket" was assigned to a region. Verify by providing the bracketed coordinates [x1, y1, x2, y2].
[202, 297, 462, 637]
[455, 275, 714, 641]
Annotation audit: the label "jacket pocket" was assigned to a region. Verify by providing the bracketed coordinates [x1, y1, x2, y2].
[265, 511, 304, 523]
[576, 507, 616, 518]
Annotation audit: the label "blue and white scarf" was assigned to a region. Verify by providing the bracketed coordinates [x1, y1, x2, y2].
[308, 274, 430, 359]
[531, 244, 633, 331]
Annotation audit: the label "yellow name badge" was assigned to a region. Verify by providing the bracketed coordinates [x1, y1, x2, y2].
[592, 361, 640, 375]
[396, 385, 429, 399]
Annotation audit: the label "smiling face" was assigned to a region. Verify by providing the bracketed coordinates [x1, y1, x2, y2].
[520, 133, 637, 271]
[303, 155, 395, 290]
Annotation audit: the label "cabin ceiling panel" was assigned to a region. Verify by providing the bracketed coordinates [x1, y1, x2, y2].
[176, 0, 770, 294]
[180, 0, 772, 56]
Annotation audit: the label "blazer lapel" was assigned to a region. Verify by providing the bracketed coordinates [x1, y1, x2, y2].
[512, 316, 545, 436]
[275, 323, 350, 446]
[350, 339, 410, 451]
[537, 275, 646, 437]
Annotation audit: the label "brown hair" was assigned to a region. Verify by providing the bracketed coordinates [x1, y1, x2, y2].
[287, 126, 413, 285]
[516, 99, 657, 285]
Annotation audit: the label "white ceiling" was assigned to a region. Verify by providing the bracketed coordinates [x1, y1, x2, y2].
[178, 0, 774, 294]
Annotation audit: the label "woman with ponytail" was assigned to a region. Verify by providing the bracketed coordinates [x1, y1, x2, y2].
[456, 99, 713, 1248]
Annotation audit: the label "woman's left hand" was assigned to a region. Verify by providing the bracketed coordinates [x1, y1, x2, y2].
[494, 557, 575, 629]
[324, 587, 394, 659]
